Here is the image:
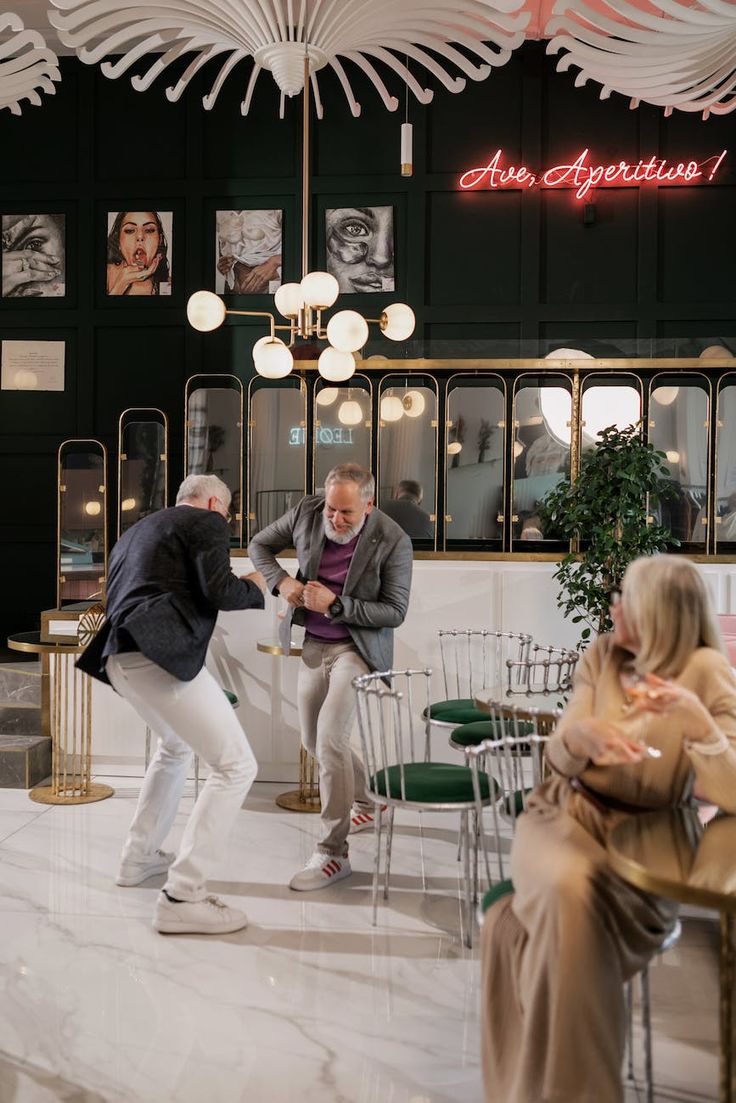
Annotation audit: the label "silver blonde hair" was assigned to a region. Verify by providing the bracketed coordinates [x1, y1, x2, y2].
[176, 474, 231, 508]
[324, 463, 375, 503]
[623, 554, 724, 677]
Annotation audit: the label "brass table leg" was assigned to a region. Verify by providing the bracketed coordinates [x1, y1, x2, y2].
[30, 653, 113, 806]
[275, 745, 321, 813]
[720, 912, 735, 1103]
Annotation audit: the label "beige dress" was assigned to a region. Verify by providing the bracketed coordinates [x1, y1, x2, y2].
[481, 635, 736, 1103]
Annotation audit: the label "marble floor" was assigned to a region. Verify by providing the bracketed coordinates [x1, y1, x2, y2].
[0, 777, 722, 1103]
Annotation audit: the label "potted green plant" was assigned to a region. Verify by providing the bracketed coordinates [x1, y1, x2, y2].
[537, 422, 680, 647]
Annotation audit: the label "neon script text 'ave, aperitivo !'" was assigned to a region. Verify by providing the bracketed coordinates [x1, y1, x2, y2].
[459, 149, 728, 200]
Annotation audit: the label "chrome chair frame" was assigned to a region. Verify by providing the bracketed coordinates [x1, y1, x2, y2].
[430, 629, 534, 732]
[503, 644, 579, 697]
[353, 667, 494, 948]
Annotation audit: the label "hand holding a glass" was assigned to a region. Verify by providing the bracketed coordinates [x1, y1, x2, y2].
[625, 672, 715, 746]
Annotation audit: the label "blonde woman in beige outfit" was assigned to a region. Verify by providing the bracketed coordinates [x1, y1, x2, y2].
[481, 555, 736, 1103]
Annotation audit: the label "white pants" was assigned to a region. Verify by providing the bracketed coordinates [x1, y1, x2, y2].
[107, 653, 258, 902]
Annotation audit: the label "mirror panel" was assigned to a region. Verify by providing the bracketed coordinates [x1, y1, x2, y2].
[648, 375, 710, 547]
[248, 379, 307, 540]
[118, 409, 168, 537]
[186, 375, 243, 546]
[512, 375, 571, 545]
[378, 377, 437, 546]
[313, 377, 372, 492]
[445, 376, 505, 544]
[580, 376, 642, 452]
[58, 439, 107, 606]
[716, 379, 736, 550]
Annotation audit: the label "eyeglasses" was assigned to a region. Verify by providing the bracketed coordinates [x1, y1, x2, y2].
[607, 586, 622, 607]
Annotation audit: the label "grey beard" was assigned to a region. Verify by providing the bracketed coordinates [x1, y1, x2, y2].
[323, 512, 366, 544]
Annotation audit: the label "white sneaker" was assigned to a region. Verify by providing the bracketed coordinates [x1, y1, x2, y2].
[349, 804, 387, 834]
[153, 892, 248, 935]
[116, 849, 175, 887]
[289, 852, 352, 892]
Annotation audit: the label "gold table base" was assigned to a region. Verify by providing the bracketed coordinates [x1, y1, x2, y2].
[29, 781, 115, 806]
[276, 745, 321, 813]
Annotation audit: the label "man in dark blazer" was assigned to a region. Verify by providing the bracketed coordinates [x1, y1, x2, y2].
[78, 474, 266, 935]
[249, 463, 413, 892]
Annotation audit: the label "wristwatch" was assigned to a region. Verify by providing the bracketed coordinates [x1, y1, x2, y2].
[328, 597, 344, 619]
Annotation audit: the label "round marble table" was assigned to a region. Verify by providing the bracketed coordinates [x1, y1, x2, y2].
[608, 808, 736, 1102]
[8, 631, 114, 805]
[255, 637, 319, 814]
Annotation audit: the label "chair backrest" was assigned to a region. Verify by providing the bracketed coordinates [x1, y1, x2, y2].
[437, 629, 533, 700]
[717, 614, 736, 666]
[466, 727, 551, 886]
[504, 643, 579, 696]
[353, 668, 433, 801]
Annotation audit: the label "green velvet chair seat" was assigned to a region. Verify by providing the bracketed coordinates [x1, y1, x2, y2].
[372, 762, 493, 804]
[429, 698, 488, 725]
[450, 718, 534, 747]
[223, 689, 239, 708]
[481, 878, 514, 916]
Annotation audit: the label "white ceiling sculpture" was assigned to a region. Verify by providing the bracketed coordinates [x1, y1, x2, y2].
[546, 0, 736, 118]
[0, 12, 60, 114]
[47, 0, 531, 118]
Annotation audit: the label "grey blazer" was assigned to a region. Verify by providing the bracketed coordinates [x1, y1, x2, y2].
[248, 496, 413, 673]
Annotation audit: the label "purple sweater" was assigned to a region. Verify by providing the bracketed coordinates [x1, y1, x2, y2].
[303, 533, 361, 641]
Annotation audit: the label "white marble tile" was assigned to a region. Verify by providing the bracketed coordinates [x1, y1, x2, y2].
[0, 779, 724, 1103]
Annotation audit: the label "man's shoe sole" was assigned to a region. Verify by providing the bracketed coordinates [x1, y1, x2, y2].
[153, 916, 248, 935]
[116, 862, 172, 887]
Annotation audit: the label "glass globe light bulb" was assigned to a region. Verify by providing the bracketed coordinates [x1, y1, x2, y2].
[380, 395, 404, 422]
[318, 347, 355, 382]
[653, 386, 679, 406]
[301, 271, 339, 309]
[338, 400, 363, 426]
[447, 441, 462, 455]
[187, 290, 226, 332]
[316, 387, 339, 407]
[85, 500, 102, 517]
[380, 303, 415, 341]
[326, 310, 369, 353]
[402, 390, 425, 418]
[274, 282, 304, 319]
[121, 498, 137, 512]
[253, 337, 294, 379]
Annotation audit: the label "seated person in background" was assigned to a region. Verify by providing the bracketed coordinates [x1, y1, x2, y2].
[481, 554, 736, 1103]
[519, 512, 544, 541]
[720, 491, 736, 542]
[381, 479, 434, 539]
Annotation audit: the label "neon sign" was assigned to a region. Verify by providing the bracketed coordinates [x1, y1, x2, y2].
[459, 148, 728, 201]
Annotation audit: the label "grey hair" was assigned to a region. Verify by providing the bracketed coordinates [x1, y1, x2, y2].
[324, 463, 375, 503]
[176, 474, 231, 508]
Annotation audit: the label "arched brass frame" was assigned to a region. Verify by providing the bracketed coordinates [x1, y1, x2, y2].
[648, 370, 712, 549]
[377, 373, 439, 552]
[715, 375, 736, 554]
[184, 374, 244, 547]
[246, 374, 308, 545]
[444, 372, 507, 551]
[57, 439, 108, 608]
[117, 407, 168, 539]
[312, 373, 374, 492]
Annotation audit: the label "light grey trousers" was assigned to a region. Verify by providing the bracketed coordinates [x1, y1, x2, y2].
[297, 637, 372, 857]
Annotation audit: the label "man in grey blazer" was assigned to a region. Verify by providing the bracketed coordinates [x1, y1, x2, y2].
[79, 474, 266, 934]
[249, 463, 413, 891]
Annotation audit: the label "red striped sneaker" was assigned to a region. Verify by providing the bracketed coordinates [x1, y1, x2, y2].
[349, 804, 387, 834]
[289, 852, 352, 892]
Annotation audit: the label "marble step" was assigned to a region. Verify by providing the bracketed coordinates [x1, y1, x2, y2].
[0, 664, 42, 708]
[0, 734, 51, 789]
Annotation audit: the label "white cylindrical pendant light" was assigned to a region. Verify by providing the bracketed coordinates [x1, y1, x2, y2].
[401, 121, 413, 177]
[301, 271, 339, 309]
[318, 347, 355, 382]
[187, 290, 226, 332]
[326, 310, 369, 353]
[253, 336, 294, 379]
[381, 303, 415, 341]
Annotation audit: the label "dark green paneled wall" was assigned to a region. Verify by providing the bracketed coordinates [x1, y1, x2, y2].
[0, 44, 734, 637]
